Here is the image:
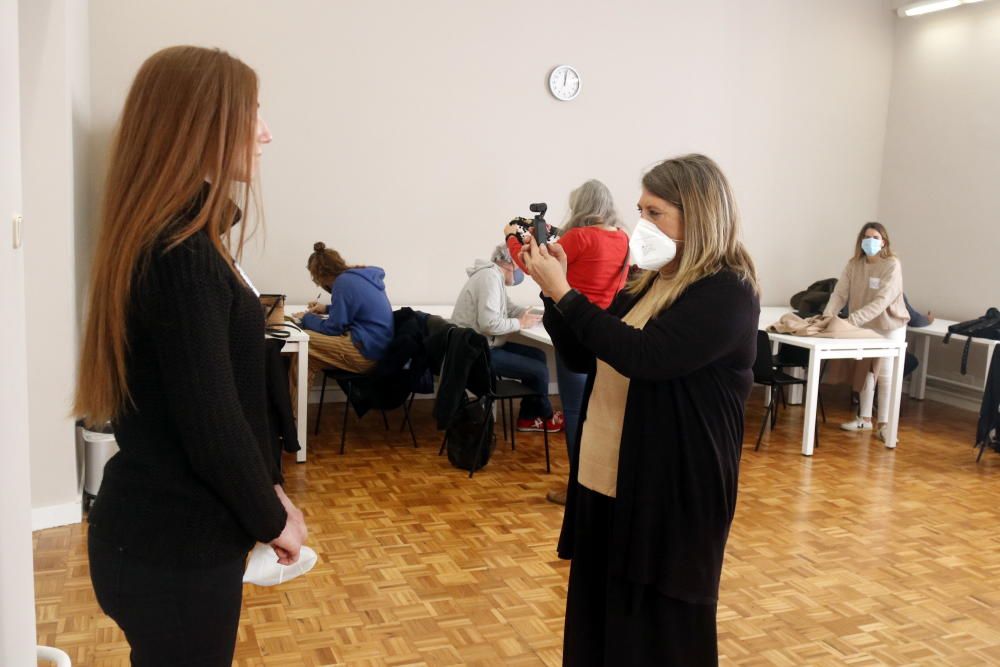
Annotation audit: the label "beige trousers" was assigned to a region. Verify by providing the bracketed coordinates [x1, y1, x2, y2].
[305, 330, 375, 380]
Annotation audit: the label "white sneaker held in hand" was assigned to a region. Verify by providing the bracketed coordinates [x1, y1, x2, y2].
[243, 541, 318, 587]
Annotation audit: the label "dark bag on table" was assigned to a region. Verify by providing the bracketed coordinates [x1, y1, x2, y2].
[943, 307, 1000, 375]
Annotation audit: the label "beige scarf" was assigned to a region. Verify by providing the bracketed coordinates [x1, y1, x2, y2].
[577, 276, 674, 497]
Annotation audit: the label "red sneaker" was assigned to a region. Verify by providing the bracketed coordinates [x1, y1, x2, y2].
[516, 412, 564, 433]
[547, 411, 565, 432]
[516, 417, 546, 432]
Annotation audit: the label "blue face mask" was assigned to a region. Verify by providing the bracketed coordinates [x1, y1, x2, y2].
[512, 268, 525, 286]
[861, 237, 883, 257]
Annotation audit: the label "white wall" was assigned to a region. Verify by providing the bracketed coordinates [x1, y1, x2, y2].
[880, 1, 1000, 394]
[86, 0, 894, 310]
[20, 0, 88, 528]
[0, 0, 39, 661]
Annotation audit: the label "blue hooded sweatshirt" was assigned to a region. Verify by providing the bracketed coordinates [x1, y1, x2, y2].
[301, 267, 394, 361]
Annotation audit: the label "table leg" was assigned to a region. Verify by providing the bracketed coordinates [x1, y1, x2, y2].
[801, 350, 821, 456]
[910, 333, 929, 400]
[983, 342, 997, 393]
[296, 341, 309, 463]
[884, 348, 906, 449]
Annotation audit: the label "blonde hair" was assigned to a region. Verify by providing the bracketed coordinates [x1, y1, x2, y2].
[562, 179, 623, 232]
[626, 154, 759, 314]
[853, 221, 895, 261]
[75, 46, 262, 426]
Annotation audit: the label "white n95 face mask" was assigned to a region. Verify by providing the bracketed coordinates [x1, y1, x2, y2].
[629, 218, 678, 271]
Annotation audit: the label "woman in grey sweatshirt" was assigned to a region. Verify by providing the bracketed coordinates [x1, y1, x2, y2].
[451, 244, 563, 432]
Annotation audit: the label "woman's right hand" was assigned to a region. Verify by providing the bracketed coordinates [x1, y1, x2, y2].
[271, 485, 308, 565]
[270, 520, 305, 565]
[521, 237, 571, 301]
[307, 302, 326, 315]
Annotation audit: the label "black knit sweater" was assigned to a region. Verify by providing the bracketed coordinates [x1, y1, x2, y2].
[88, 222, 287, 568]
[544, 270, 759, 604]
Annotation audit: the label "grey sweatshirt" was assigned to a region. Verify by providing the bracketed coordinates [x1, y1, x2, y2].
[451, 260, 526, 347]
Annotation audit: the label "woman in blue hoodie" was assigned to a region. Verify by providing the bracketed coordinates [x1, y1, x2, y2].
[296, 242, 394, 377]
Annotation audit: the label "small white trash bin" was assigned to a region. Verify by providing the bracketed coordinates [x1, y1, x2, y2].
[83, 423, 118, 509]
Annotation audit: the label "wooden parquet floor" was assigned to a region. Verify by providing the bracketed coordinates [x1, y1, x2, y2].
[33, 388, 1000, 666]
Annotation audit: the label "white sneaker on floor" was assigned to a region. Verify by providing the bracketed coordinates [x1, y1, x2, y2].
[840, 419, 873, 432]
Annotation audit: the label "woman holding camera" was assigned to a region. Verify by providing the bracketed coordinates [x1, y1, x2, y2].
[75, 46, 307, 666]
[824, 222, 909, 442]
[295, 242, 394, 381]
[521, 154, 759, 665]
[506, 180, 629, 504]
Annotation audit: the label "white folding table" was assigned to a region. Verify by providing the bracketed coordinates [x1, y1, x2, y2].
[907, 318, 998, 400]
[764, 332, 907, 455]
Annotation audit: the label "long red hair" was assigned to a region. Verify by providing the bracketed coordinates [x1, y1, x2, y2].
[75, 46, 261, 426]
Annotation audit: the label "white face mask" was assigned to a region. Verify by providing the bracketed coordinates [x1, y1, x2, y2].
[629, 218, 678, 271]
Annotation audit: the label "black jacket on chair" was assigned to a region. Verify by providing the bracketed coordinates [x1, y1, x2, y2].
[977, 345, 1000, 449]
[427, 326, 491, 430]
[343, 308, 433, 417]
[264, 338, 300, 471]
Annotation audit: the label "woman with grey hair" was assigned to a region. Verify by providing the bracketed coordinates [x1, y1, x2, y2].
[506, 179, 630, 504]
[451, 244, 563, 432]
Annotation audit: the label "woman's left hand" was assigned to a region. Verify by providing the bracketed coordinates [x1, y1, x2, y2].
[521, 236, 571, 301]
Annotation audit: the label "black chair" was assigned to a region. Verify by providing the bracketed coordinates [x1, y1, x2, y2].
[774, 343, 827, 423]
[436, 340, 550, 476]
[754, 331, 820, 451]
[314, 368, 418, 454]
[494, 377, 551, 472]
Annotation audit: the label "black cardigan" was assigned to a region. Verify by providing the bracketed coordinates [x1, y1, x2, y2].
[544, 269, 759, 604]
[88, 225, 287, 568]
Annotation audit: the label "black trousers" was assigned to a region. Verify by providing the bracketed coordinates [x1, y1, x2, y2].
[563, 487, 719, 666]
[88, 532, 245, 667]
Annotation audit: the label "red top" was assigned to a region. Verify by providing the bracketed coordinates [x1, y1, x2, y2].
[508, 226, 629, 309]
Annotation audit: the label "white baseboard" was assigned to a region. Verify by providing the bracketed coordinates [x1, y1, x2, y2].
[32, 500, 82, 532]
[921, 384, 982, 413]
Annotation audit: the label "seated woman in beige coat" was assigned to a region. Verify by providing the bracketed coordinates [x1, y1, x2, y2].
[824, 222, 910, 442]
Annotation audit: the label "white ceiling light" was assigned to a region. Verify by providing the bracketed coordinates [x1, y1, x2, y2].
[897, 0, 987, 17]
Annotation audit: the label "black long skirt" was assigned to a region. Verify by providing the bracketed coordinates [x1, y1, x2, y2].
[562, 486, 719, 666]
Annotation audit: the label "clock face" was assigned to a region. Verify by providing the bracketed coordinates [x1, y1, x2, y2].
[549, 65, 581, 101]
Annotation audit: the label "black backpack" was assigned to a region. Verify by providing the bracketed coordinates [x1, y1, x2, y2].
[944, 307, 1000, 375]
[445, 397, 496, 472]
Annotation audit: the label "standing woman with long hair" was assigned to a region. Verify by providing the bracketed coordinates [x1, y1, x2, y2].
[522, 155, 759, 665]
[505, 180, 629, 505]
[824, 222, 910, 442]
[74, 46, 307, 666]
